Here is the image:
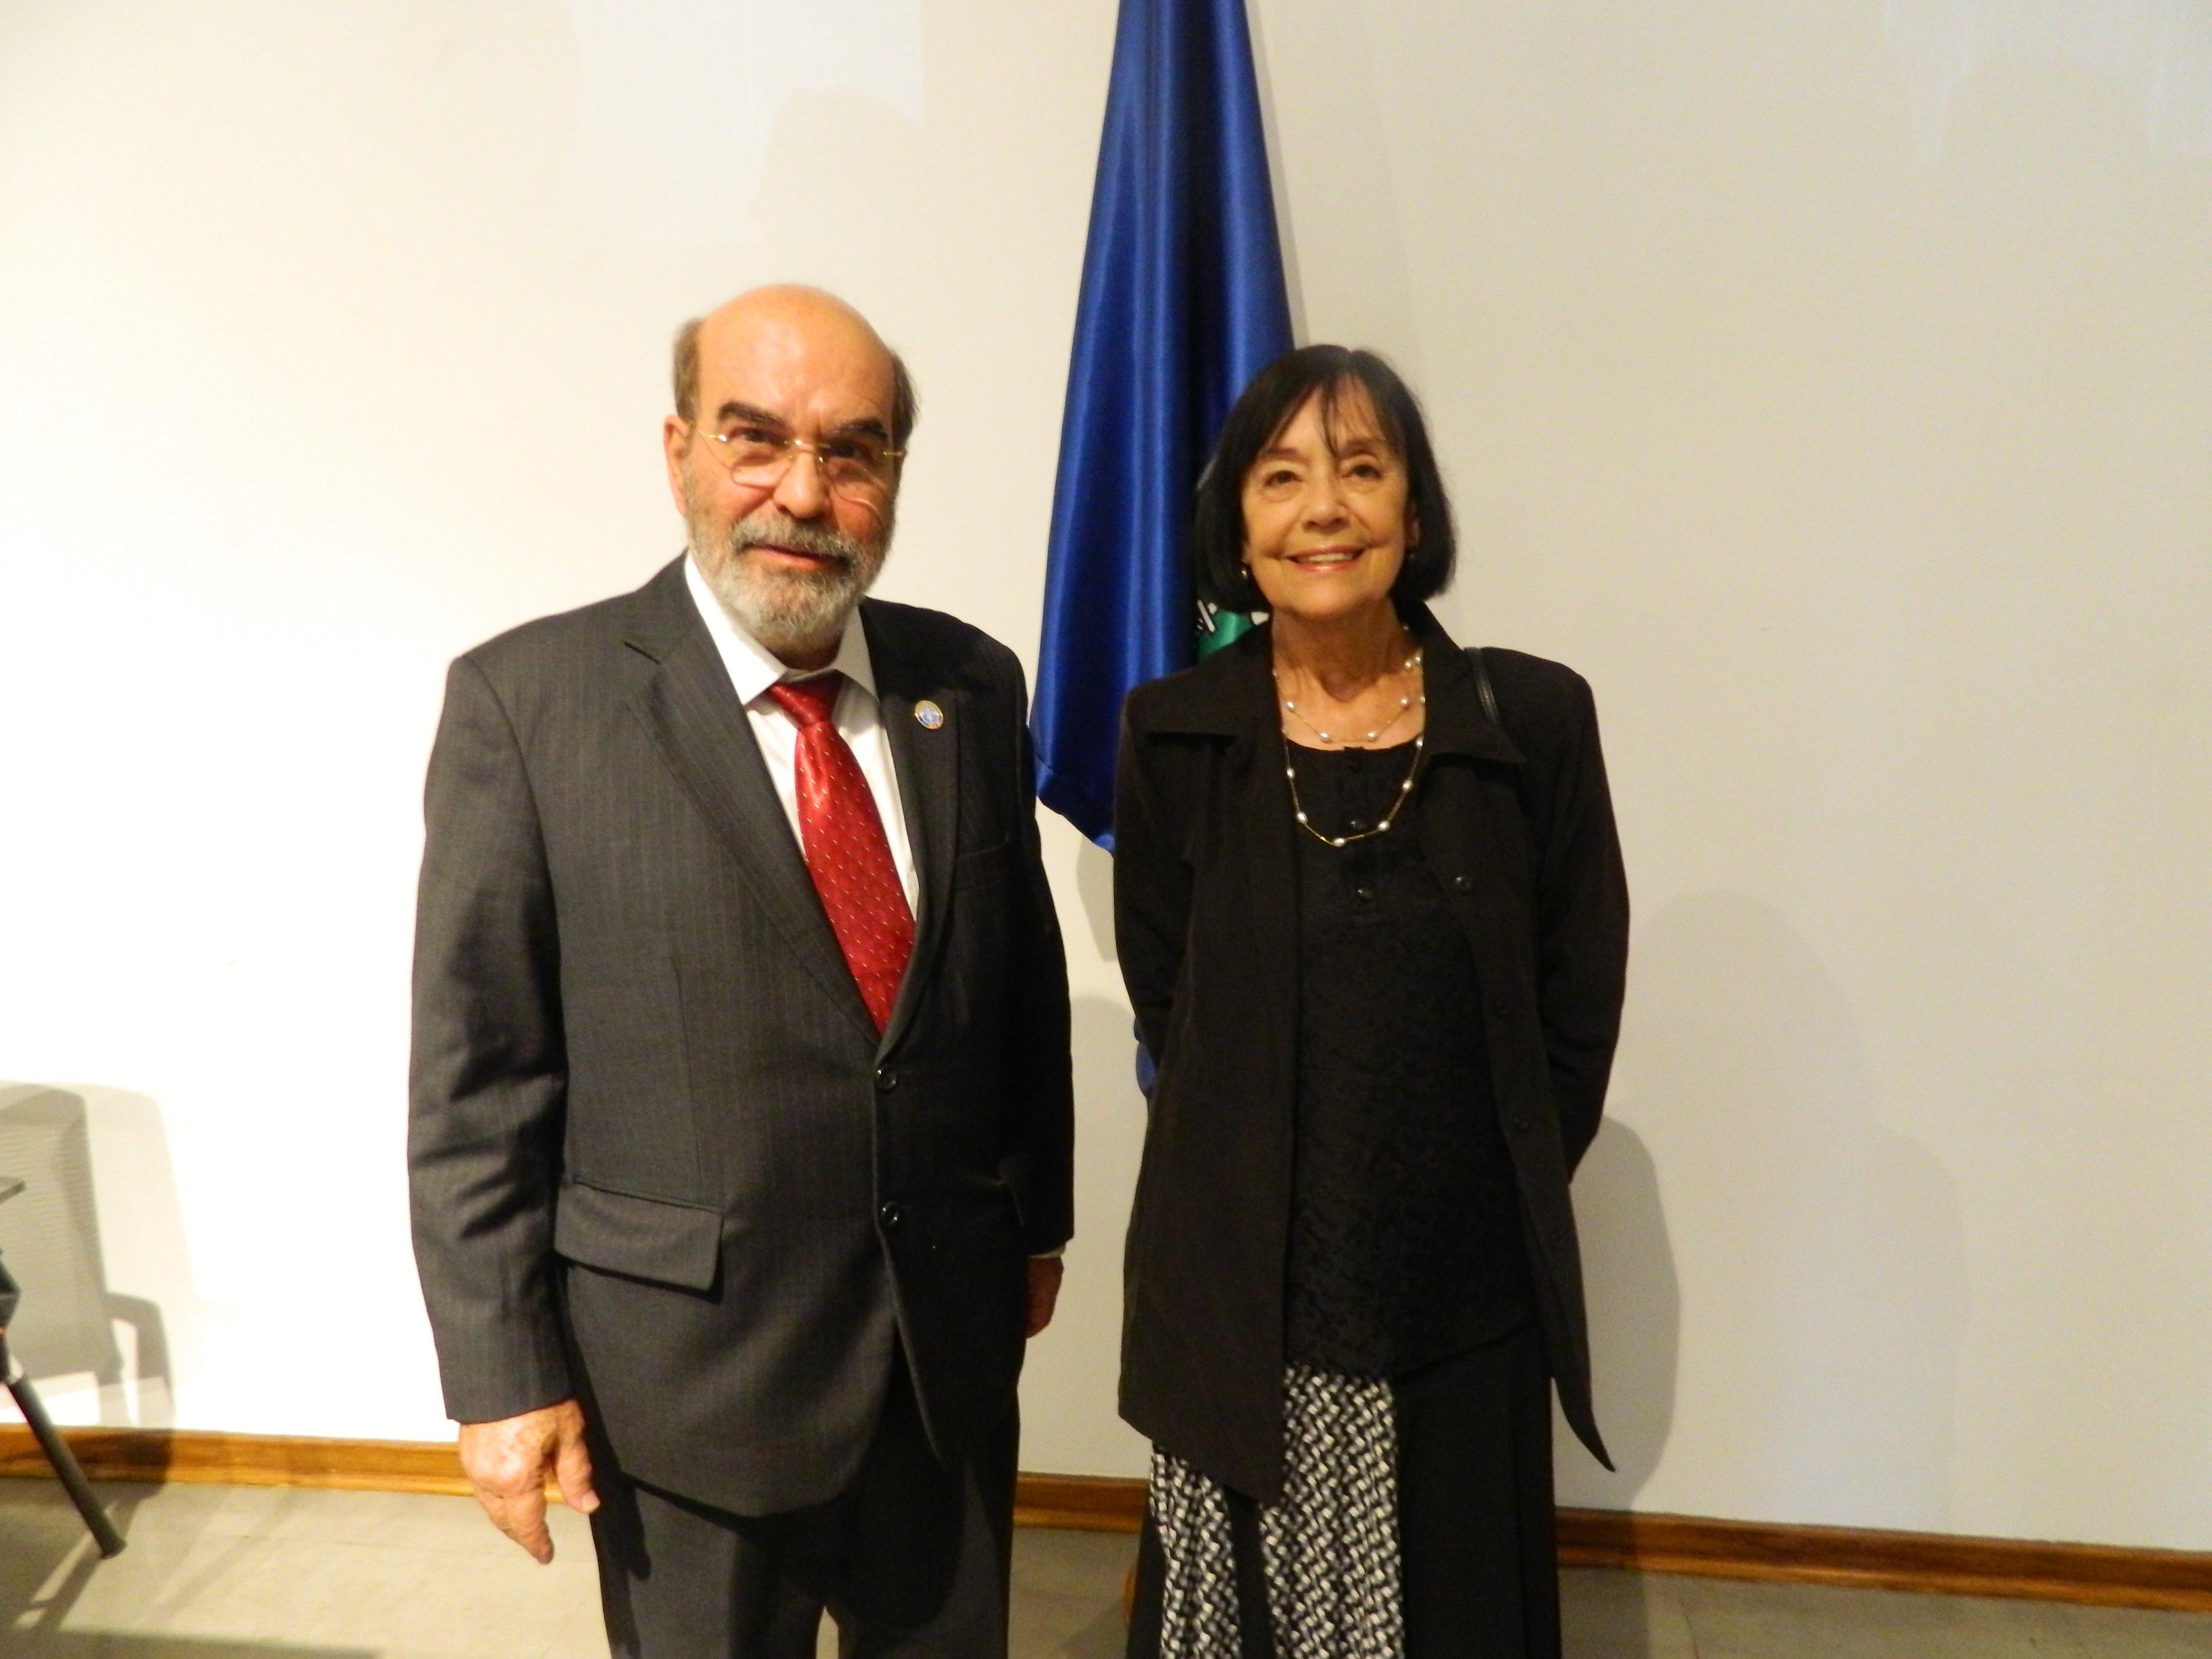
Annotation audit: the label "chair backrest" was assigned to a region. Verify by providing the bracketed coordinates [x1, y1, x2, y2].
[0, 1093, 124, 1385]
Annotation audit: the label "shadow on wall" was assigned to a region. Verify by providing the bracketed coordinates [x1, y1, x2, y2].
[1073, 838, 1115, 963]
[1599, 894, 1968, 1531]
[1553, 1117, 1681, 1659]
[1013, 991, 1154, 1480]
[1565, 1117, 1681, 1503]
[0, 1085, 193, 1431]
[1069, 991, 1147, 1177]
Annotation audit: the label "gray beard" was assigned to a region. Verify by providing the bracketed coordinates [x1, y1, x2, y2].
[686, 496, 889, 661]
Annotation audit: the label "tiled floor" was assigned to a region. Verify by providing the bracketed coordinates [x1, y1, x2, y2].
[4, 1479, 2209, 1657]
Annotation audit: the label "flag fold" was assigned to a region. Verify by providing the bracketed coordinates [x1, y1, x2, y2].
[1032, 0, 1294, 847]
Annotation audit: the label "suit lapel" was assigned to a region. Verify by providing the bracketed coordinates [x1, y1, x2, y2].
[621, 569, 877, 1041]
[865, 603, 960, 1054]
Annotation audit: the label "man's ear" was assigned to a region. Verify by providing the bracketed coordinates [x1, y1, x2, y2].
[662, 416, 691, 518]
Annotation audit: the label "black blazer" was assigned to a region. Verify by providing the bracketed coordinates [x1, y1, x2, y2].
[1112, 607, 1627, 1501]
[408, 557, 1073, 1516]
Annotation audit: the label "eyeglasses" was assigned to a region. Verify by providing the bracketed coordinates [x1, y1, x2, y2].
[690, 420, 903, 500]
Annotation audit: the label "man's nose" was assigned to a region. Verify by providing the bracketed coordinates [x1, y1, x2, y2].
[772, 449, 832, 519]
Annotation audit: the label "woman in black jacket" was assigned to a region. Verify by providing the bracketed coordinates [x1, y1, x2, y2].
[1114, 346, 1629, 1658]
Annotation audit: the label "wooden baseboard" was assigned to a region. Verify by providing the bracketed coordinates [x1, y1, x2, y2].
[7, 1427, 2209, 1612]
[1553, 1507, 2212, 1613]
[0, 1425, 476, 1496]
[1011, 1472, 1143, 1532]
[1010, 1476, 2212, 1610]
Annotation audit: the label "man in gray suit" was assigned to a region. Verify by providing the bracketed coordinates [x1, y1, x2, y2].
[408, 285, 1074, 1657]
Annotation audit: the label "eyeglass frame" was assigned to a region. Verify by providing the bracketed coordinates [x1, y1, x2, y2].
[681, 415, 906, 502]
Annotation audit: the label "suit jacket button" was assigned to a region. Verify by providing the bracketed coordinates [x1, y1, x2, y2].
[1353, 885, 1376, 903]
[1452, 874, 1473, 893]
[875, 1067, 899, 1092]
[1490, 996, 1513, 1019]
[878, 1202, 905, 1233]
[1511, 1114, 1532, 1134]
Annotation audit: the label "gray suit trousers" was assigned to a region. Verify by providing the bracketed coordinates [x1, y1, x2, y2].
[589, 1351, 1018, 1659]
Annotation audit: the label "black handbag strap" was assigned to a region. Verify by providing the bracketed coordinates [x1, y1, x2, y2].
[1471, 646, 1502, 731]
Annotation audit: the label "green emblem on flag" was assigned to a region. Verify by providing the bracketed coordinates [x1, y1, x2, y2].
[1197, 601, 1253, 659]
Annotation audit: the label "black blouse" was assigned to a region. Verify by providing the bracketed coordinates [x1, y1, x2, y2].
[1283, 739, 1534, 1378]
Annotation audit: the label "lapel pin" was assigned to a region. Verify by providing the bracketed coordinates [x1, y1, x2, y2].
[914, 699, 945, 731]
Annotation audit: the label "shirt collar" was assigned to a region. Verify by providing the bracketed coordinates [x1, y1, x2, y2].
[683, 551, 878, 707]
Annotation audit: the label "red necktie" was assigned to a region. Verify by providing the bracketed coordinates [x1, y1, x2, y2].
[766, 675, 915, 1034]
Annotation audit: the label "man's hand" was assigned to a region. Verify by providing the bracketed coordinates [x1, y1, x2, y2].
[1025, 1256, 1065, 1338]
[456, 1397, 599, 1563]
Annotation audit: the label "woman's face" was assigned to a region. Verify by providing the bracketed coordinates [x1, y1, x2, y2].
[1238, 382, 1414, 630]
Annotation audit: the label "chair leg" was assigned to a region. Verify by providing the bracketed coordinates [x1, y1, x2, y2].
[1, 1332, 127, 1557]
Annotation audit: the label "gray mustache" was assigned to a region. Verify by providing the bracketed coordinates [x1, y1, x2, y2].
[730, 514, 864, 568]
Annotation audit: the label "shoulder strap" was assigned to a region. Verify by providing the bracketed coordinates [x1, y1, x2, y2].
[1467, 646, 1542, 862]
[1471, 646, 1502, 731]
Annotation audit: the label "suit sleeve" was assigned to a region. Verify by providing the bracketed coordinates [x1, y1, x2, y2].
[1111, 703, 1191, 1067]
[407, 655, 574, 1422]
[1000, 656, 1076, 1254]
[1534, 672, 1631, 1175]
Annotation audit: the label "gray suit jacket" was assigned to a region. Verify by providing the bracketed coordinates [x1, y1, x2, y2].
[408, 557, 1073, 1515]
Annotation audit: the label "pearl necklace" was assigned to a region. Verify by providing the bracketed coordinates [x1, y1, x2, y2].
[1274, 642, 1429, 848]
[1277, 647, 1425, 746]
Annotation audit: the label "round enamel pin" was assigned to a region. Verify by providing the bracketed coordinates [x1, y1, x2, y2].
[914, 699, 945, 730]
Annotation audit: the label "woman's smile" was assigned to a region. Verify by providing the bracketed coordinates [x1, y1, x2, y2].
[1283, 544, 1368, 570]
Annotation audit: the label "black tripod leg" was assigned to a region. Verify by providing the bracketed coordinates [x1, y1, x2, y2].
[3, 1356, 127, 1558]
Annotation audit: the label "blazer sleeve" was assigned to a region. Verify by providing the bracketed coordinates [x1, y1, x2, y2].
[1530, 670, 1630, 1175]
[407, 654, 574, 1423]
[999, 655, 1076, 1254]
[1111, 702, 1193, 1066]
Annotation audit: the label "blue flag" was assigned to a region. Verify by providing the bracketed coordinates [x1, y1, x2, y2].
[1031, 0, 1294, 848]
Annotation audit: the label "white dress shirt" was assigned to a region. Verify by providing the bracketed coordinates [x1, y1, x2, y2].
[683, 554, 920, 915]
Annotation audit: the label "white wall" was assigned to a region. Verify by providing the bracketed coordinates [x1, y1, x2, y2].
[2, 1, 2207, 1553]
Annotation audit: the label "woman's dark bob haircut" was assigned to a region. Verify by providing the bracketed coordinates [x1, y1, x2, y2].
[1190, 344, 1457, 611]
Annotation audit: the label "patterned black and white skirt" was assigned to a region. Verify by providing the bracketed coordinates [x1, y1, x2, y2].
[1150, 1367, 1404, 1658]
[1130, 1328, 1561, 1659]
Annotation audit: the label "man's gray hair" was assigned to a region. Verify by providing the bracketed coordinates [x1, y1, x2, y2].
[671, 316, 919, 450]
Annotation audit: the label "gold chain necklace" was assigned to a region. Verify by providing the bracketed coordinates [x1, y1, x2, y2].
[1283, 732, 1425, 847]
